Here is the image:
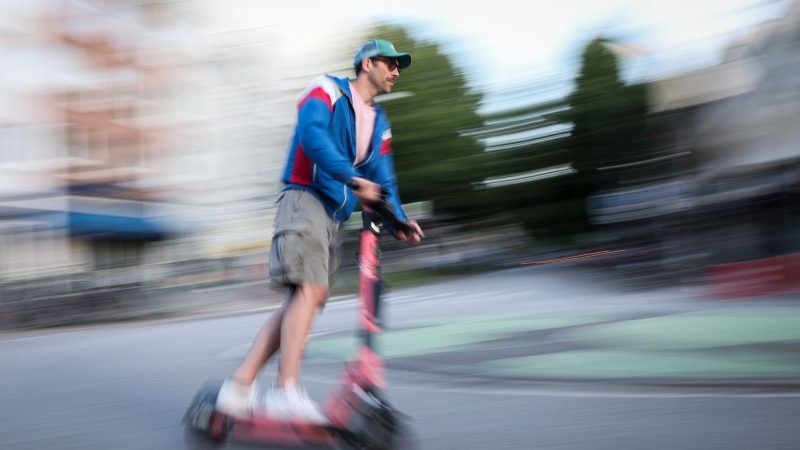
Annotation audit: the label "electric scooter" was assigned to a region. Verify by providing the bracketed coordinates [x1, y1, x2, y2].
[183, 193, 417, 449]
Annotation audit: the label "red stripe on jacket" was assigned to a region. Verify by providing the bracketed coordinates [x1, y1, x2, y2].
[289, 144, 312, 185]
[298, 86, 333, 111]
[380, 138, 393, 155]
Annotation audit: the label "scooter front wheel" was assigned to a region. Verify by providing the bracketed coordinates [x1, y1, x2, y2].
[337, 392, 419, 450]
[338, 421, 418, 450]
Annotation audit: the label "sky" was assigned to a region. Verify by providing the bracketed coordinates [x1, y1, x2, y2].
[205, 0, 792, 111]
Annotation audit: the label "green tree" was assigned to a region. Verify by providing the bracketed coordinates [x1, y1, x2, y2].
[370, 25, 488, 216]
[474, 37, 648, 242]
[568, 37, 648, 194]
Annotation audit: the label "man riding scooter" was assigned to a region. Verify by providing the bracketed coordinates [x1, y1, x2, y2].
[215, 38, 423, 423]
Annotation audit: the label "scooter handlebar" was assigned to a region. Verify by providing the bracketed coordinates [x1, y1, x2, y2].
[347, 180, 413, 234]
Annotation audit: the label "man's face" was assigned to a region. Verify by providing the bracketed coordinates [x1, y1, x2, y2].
[368, 56, 400, 94]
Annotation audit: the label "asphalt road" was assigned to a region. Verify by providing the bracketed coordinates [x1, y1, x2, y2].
[2, 267, 799, 449]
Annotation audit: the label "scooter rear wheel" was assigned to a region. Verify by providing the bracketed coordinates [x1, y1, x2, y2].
[183, 381, 231, 447]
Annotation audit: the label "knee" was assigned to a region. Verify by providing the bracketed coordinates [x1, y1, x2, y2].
[300, 284, 329, 308]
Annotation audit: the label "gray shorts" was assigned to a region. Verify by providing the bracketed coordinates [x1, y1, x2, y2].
[269, 189, 340, 293]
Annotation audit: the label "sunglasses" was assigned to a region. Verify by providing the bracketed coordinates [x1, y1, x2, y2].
[372, 56, 400, 71]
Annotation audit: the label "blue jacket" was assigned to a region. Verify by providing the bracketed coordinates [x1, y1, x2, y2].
[280, 75, 407, 223]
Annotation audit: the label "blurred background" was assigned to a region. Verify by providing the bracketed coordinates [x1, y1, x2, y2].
[1, 0, 799, 327]
[3, 2, 800, 450]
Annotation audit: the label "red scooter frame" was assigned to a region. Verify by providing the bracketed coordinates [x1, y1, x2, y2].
[184, 199, 415, 449]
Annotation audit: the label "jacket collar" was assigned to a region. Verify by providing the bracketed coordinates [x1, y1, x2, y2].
[328, 74, 385, 115]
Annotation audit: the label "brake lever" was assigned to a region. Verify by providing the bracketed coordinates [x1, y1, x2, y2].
[347, 180, 413, 234]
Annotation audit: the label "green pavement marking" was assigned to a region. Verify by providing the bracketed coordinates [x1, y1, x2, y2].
[560, 310, 800, 350]
[307, 314, 618, 360]
[476, 349, 800, 379]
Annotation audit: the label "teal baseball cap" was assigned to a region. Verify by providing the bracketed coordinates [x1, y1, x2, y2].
[354, 39, 411, 70]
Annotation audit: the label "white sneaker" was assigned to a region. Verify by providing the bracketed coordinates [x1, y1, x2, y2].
[216, 377, 256, 417]
[266, 383, 329, 425]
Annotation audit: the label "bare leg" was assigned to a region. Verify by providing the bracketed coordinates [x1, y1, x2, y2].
[277, 283, 328, 386]
[232, 303, 286, 384]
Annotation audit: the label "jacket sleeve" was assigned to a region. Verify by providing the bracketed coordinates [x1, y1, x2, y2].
[362, 131, 408, 223]
[296, 85, 359, 183]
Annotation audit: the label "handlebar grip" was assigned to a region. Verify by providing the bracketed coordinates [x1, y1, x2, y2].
[347, 179, 413, 234]
[372, 202, 413, 234]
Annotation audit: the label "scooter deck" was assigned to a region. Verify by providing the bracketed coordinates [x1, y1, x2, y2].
[228, 413, 338, 446]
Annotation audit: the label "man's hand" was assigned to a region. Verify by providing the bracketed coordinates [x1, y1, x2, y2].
[349, 177, 423, 244]
[349, 177, 382, 204]
[396, 218, 424, 245]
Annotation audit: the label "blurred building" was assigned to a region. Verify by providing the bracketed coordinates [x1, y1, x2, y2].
[0, 1, 372, 324]
[590, 1, 800, 296]
[0, 0, 214, 311]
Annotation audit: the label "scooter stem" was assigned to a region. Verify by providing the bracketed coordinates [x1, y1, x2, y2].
[358, 205, 383, 348]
